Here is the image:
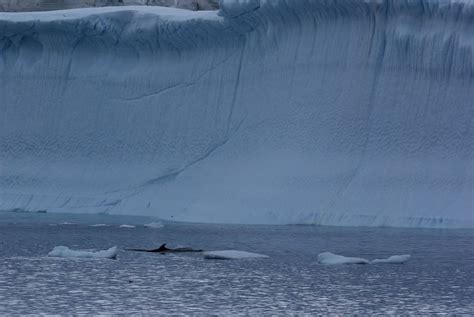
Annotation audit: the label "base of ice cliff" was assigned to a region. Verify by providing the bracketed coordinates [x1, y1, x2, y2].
[0, 0, 218, 12]
[0, 0, 473, 228]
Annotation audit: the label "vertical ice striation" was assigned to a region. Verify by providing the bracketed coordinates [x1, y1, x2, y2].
[0, 0, 473, 228]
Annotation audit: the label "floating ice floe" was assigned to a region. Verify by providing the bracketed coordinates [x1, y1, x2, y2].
[317, 252, 370, 265]
[203, 250, 269, 260]
[48, 246, 118, 259]
[372, 254, 411, 264]
[119, 224, 135, 228]
[90, 224, 109, 227]
[318, 252, 412, 265]
[144, 221, 164, 229]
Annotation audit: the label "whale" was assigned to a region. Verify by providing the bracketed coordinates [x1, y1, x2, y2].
[126, 243, 203, 253]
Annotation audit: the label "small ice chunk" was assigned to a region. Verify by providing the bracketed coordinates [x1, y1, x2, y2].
[203, 250, 268, 260]
[144, 221, 164, 228]
[90, 224, 108, 227]
[48, 246, 118, 259]
[317, 252, 369, 265]
[372, 254, 411, 264]
[59, 222, 76, 225]
[119, 224, 135, 228]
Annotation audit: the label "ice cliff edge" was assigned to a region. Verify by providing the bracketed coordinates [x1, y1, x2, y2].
[0, 0, 473, 228]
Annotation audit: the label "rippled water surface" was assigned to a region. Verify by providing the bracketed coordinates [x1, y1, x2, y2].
[0, 212, 473, 314]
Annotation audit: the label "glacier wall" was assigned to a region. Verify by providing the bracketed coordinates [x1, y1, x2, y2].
[0, 0, 473, 228]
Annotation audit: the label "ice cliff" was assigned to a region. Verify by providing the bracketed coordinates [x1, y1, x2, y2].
[0, 0, 473, 228]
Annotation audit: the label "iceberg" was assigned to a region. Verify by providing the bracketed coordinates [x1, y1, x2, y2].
[372, 254, 411, 264]
[317, 252, 370, 265]
[203, 250, 269, 260]
[0, 0, 473, 228]
[48, 246, 119, 259]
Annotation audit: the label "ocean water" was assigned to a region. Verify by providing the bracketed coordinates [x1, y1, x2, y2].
[0, 212, 472, 315]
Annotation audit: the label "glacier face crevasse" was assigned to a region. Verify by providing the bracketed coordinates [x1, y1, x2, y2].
[0, 0, 473, 228]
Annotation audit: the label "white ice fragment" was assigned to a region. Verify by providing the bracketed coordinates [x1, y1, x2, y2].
[317, 252, 370, 265]
[48, 246, 118, 259]
[90, 224, 108, 227]
[203, 250, 268, 260]
[119, 224, 135, 228]
[144, 221, 164, 228]
[372, 254, 411, 264]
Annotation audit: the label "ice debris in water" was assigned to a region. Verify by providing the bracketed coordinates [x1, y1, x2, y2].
[144, 221, 164, 228]
[318, 252, 411, 265]
[372, 254, 411, 264]
[119, 224, 135, 228]
[203, 250, 269, 260]
[48, 246, 118, 259]
[317, 252, 370, 265]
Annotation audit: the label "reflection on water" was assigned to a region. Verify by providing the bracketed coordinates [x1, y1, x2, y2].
[0, 213, 473, 314]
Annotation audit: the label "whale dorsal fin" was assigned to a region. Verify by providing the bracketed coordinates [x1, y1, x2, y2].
[157, 244, 169, 252]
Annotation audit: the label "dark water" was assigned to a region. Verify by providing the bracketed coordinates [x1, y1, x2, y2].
[0, 212, 473, 315]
